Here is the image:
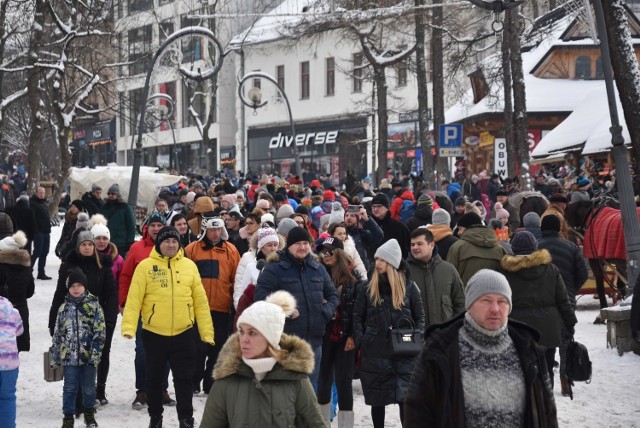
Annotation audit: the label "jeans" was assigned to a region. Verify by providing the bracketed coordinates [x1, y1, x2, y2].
[31, 232, 50, 275]
[0, 368, 18, 428]
[135, 318, 169, 392]
[143, 328, 195, 420]
[192, 311, 229, 394]
[309, 343, 323, 389]
[63, 365, 96, 415]
[97, 323, 115, 388]
[317, 334, 355, 410]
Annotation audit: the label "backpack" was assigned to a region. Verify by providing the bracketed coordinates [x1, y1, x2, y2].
[566, 339, 592, 382]
[399, 199, 416, 222]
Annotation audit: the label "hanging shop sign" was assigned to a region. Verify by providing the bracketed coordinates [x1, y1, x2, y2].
[494, 138, 508, 179]
[479, 131, 494, 148]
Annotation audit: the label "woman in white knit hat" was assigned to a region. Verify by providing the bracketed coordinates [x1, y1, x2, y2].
[353, 238, 425, 428]
[200, 291, 325, 427]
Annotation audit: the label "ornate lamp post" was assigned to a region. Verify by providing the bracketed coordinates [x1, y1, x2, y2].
[128, 26, 223, 208]
[237, 71, 302, 178]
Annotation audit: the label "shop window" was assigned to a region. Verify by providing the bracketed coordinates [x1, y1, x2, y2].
[301, 61, 310, 99]
[595, 56, 604, 79]
[181, 15, 202, 63]
[159, 21, 174, 43]
[276, 65, 285, 92]
[128, 25, 152, 76]
[128, 0, 152, 14]
[326, 57, 335, 96]
[353, 53, 364, 93]
[575, 56, 591, 79]
[396, 59, 408, 87]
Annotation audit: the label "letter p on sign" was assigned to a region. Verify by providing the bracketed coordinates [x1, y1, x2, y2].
[439, 124, 462, 148]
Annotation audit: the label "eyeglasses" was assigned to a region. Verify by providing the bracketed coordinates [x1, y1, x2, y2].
[320, 250, 334, 257]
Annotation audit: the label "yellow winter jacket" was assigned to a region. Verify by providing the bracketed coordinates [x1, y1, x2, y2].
[121, 247, 214, 344]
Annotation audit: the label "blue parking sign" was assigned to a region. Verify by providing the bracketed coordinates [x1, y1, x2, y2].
[439, 124, 463, 157]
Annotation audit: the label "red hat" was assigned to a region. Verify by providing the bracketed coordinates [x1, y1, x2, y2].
[323, 190, 335, 202]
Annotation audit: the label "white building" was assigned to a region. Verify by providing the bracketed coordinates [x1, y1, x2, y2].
[231, 0, 431, 184]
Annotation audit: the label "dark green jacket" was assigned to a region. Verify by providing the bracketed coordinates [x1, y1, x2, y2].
[446, 225, 507, 285]
[99, 199, 135, 251]
[200, 333, 324, 428]
[406, 254, 465, 327]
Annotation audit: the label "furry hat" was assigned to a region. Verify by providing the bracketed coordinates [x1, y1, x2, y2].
[0, 231, 27, 251]
[237, 291, 297, 349]
[261, 213, 275, 228]
[198, 217, 228, 241]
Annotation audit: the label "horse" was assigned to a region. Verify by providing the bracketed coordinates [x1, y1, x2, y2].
[508, 191, 550, 227]
[565, 197, 629, 313]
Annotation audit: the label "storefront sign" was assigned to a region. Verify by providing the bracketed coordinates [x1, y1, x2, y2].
[465, 136, 479, 146]
[494, 138, 508, 179]
[387, 151, 395, 160]
[268, 130, 338, 149]
[479, 131, 494, 148]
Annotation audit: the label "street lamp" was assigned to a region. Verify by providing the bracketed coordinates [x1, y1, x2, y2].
[128, 26, 223, 208]
[144, 93, 179, 172]
[237, 71, 302, 178]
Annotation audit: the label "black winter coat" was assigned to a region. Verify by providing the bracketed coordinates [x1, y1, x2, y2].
[325, 265, 367, 339]
[372, 212, 411, 260]
[5, 200, 36, 250]
[346, 218, 383, 270]
[48, 251, 117, 335]
[435, 235, 459, 261]
[405, 206, 433, 233]
[30, 195, 51, 234]
[537, 231, 589, 306]
[404, 313, 558, 428]
[0, 248, 34, 351]
[353, 272, 425, 406]
[81, 192, 104, 216]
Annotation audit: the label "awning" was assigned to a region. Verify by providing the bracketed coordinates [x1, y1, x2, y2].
[530, 153, 567, 165]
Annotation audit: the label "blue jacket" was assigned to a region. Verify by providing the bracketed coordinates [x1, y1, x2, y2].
[254, 250, 339, 347]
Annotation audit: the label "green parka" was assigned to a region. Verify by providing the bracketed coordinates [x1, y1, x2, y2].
[446, 225, 507, 285]
[200, 333, 325, 428]
[406, 253, 465, 327]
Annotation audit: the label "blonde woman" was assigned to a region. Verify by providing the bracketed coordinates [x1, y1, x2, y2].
[353, 239, 425, 428]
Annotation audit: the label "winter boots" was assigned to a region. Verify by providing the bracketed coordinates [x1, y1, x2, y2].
[84, 407, 98, 427]
[338, 410, 354, 428]
[162, 391, 176, 406]
[319, 403, 331, 427]
[561, 377, 574, 400]
[178, 417, 195, 428]
[62, 415, 74, 428]
[148, 416, 162, 428]
[96, 384, 108, 406]
[132, 391, 147, 410]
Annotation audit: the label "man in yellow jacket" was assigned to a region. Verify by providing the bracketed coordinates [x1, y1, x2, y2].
[122, 226, 213, 428]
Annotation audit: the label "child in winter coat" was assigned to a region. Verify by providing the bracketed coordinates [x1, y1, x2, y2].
[0, 295, 23, 428]
[50, 267, 106, 428]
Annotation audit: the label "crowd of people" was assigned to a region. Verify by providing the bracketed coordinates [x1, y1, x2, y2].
[0, 169, 638, 428]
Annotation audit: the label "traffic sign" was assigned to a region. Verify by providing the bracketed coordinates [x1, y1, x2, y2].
[439, 124, 463, 157]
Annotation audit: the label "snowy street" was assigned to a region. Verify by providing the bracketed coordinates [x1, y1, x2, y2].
[16, 225, 640, 427]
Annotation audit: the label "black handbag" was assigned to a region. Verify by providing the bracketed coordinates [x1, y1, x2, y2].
[385, 311, 422, 357]
[566, 339, 592, 383]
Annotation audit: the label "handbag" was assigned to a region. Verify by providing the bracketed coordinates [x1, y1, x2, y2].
[566, 339, 592, 383]
[43, 351, 64, 382]
[384, 309, 422, 357]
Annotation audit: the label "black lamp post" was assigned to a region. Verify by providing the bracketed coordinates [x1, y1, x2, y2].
[128, 26, 223, 208]
[237, 71, 302, 178]
[145, 93, 178, 172]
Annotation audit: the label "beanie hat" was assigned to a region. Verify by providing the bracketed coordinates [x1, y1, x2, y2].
[456, 212, 482, 229]
[155, 226, 182, 253]
[494, 202, 510, 220]
[91, 183, 102, 193]
[237, 291, 296, 349]
[454, 197, 467, 207]
[277, 218, 298, 237]
[0, 231, 27, 251]
[328, 202, 345, 226]
[261, 213, 275, 227]
[222, 194, 236, 206]
[510, 231, 538, 256]
[295, 205, 310, 215]
[371, 193, 390, 208]
[286, 227, 311, 248]
[257, 226, 280, 251]
[70, 200, 85, 212]
[431, 208, 451, 226]
[489, 218, 504, 229]
[192, 181, 204, 190]
[577, 177, 590, 188]
[541, 214, 562, 232]
[66, 267, 88, 290]
[465, 269, 512, 313]
[379, 178, 392, 189]
[374, 239, 402, 269]
[198, 218, 228, 241]
[107, 183, 120, 196]
[256, 199, 271, 210]
[75, 212, 90, 231]
[523, 212, 541, 228]
[147, 212, 166, 226]
[317, 236, 344, 252]
[276, 204, 295, 223]
[90, 220, 110, 241]
[75, 228, 95, 248]
[17, 194, 29, 205]
[417, 194, 434, 208]
[0, 213, 13, 240]
[323, 190, 335, 202]
[186, 191, 196, 204]
[319, 213, 331, 230]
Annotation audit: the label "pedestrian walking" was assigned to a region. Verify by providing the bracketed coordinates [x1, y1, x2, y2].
[0, 295, 22, 428]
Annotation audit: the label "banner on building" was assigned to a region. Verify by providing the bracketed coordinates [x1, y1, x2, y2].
[494, 138, 508, 179]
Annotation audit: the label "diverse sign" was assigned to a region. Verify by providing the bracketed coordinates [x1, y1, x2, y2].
[494, 138, 508, 179]
[439, 124, 463, 157]
[268, 130, 338, 149]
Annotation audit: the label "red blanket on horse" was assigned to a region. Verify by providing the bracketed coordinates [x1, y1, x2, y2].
[583, 206, 640, 259]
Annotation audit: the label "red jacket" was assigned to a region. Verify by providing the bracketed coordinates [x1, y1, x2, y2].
[390, 190, 415, 220]
[118, 235, 155, 306]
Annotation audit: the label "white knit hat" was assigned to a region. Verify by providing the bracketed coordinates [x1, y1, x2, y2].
[0, 231, 27, 251]
[261, 213, 275, 227]
[328, 202, 345, 226]
[90, 214, 110, 240]
[374, 239, 402, 269]
[237, 291, 297, 349]
[257, 226, 279, 251]
[276, 204, 295, 223]
[465, 269, 512, 313]
[197, 217, 228, 241]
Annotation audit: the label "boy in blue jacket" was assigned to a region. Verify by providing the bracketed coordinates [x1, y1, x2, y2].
[51, 267, 106, 428]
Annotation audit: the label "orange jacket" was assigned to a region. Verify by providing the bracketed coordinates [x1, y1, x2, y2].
[184, 240, 240, 313]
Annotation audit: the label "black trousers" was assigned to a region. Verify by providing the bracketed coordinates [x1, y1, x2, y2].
[97, 323, 115, 387]
[545, 347, 556, 389]
[192, 311, 229, 394]
[317, 333, 356, 410]
[143, 328, 195, 420]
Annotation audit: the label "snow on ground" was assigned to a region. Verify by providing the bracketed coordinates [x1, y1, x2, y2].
[17, 225, 640, 427]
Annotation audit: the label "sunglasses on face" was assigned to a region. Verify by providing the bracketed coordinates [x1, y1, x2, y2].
[320, 250, 334, 257]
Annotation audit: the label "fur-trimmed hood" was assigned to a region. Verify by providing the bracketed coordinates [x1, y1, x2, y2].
[213, 332, 314, 380]
[0, 248, 30, 267]
[500, 249, 552, 273]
